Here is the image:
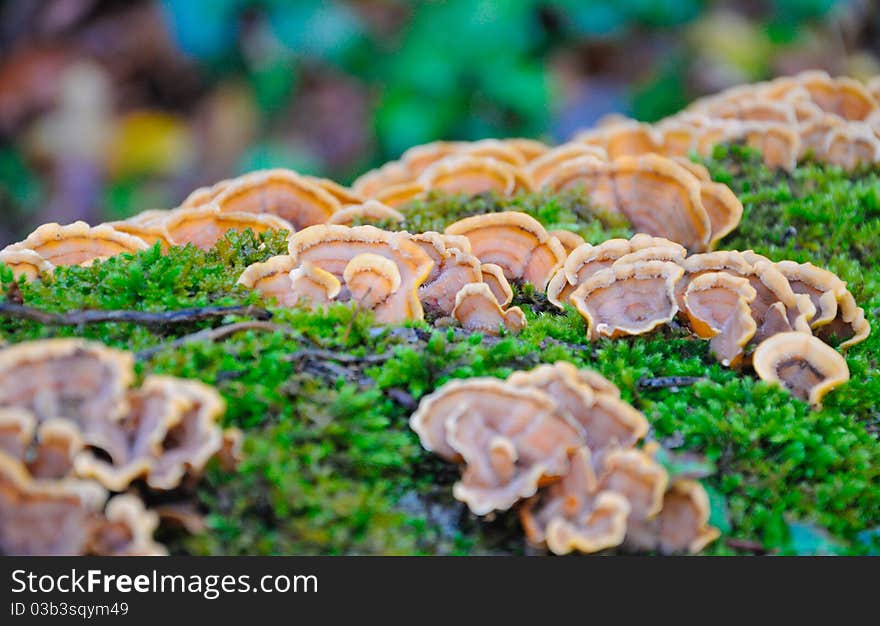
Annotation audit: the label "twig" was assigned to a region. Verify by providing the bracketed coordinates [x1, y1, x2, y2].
[638, 375, 704, 390]
[284, 348, 393, 365]
[0, 303, 272, 327]
[136, 321, 292, 360]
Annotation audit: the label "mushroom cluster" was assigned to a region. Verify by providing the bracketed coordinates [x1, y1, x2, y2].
[0, 339, 239, 556]
[351, 139, 740, 252]
[410, 362, 719, 555]
[575, 70, 880, 171]
[238, 221, 527, 333]
[549, 235, 866, 405]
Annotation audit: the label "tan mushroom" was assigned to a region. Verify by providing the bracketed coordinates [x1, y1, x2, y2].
[549, 229, 586, 255]
[824, 123, 880, 169]
[683, 272, 757, 366]
[105, 219, 171, 250]
[546, 235, 684, 309]
[544, 154, 713, 251]
[207, 169, 340, 229]
[508, 362, 648, 456]
[525, 143, 607, 187]
[480, 263, 513, 308]
[752, 331, 850, 406]
[237, 255, 300, 306]
[445, 211, 565, 290]
[503, 138, 551, 162]
[0, 248, 54, 281]
[418, 155, 516, 196]
[0, 451, 108, 555]
[304, 176, 365, 206]
[412, 232, 483, 315]
[343, 253, 405, 322]
[87, 494, 166, 556]
[774, 260, 848, 329]
[625, 478, 720, 555]
[287, 224, 434, 321]
[351, 160, 412, 198]
[409, 378, 584, 515]
[814, 290, 871, 350]
[326, 200, 405, 225]
[799, 70, 878, 121]
[571, 260, 684, 340]
[373, 181, 427, 208]
[164, 206, 293, 250]
[5, 222, 149, 267]
[0, 339, 134, 431]
[520, 447, 631, 554]
[451, 283, 526, 335]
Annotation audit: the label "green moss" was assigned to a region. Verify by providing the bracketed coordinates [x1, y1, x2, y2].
[1, 149, 879, 555]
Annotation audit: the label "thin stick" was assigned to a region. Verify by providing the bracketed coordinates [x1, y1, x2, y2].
[285, 348, 393, 365]
[136, 321, 292, 360]
[0, 303, 272, 326]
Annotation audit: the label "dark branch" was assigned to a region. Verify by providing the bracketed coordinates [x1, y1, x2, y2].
[136, 321, 293, 360]
[638, 375, 704, 390]
[0, 303, 272, 327]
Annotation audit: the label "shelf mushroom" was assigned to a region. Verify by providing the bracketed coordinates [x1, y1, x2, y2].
[451, 283, 526, 335]
[752, 332, 850, 406]
[163, 205, 293, 250]
[445, 211, 566, 291]
[571, 260, 684, 340]
[3, 222, 149, 267]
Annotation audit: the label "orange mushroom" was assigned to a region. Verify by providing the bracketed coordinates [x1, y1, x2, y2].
[4, 222, 149, 267]
[451, 283, 526, 335]
[683, 271, 758, 366]
[0, 248, 54, 281]
[445, 211, 565, 290]
[571, 260, 684, 340]
[164, 206, 293, 250]
[752, 331, 850, 406]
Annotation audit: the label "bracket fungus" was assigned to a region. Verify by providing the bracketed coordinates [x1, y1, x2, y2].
[189, 169, 341, 230]
[507, 362, 648, 456]
[543, 154, 713, 251]
[164, 206, 293, 250]
[480, 262, 513, 308]
[4, 221, 149, 267]
[0, 339, 134, 430]
[0, 339, 236, 555]
[571, 260, 684, 340]
[451, 283, 526, 335]
[418, 155, 518, 196]
[410, 378, 583, 516]
[752, 332, 850, 406]
[445, 211, 565, 290]
[520, 447, 631, 555]
[546, 235, 684, 309]
[0, 248, 54, 280]
[412, 232, 483, 315]
[548, 229, 585, 255]
[343, 253, 405, 321]
[287, 224, 434, 322]
[326, 200, 404, 226]
[683, 272, 758, 367]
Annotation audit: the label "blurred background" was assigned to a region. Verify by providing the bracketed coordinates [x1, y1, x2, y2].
[1, 0, 878, 244]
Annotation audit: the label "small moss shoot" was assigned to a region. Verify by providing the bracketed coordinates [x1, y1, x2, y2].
[1, 148, 878, 555]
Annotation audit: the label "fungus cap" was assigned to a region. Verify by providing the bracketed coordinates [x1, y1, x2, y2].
[0, 248, 54, 280]
[752, 332, 850, 406]
[0, 339, 134, 430]
[418, 155, 516, 196]
[288, 224, 434, 322]
[445, 211, 565, 290]
[571, 260, 684, 339]
[164, 206, 293, 250]
[210, 169, 341, 229]
[7, 222, 149, 267]
[451, 283, 526, 335]
[326, 200, 404, 225]
[343, 253, 404, 319]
